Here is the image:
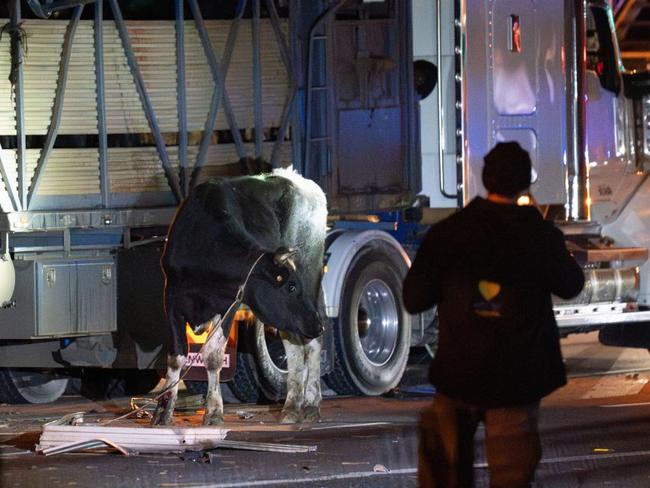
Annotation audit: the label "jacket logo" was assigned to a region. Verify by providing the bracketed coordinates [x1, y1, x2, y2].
[478, 280, 501, 301]
[473, 280, 502, 318]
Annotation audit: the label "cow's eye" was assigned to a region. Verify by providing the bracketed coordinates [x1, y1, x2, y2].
[286, 281, 297, 293]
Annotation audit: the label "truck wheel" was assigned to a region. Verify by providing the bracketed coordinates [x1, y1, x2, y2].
[0, 369, 69, 404]
[324, 245, 411, 396]
[230, 320, 287, 403]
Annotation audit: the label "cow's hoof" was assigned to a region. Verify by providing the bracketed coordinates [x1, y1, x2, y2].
[203, 413, 224, 425]
[281, 408, 302, 424]
[302, 406, 321, 423]
[151, 408, 172, 426]
[151, 392, 174, 425]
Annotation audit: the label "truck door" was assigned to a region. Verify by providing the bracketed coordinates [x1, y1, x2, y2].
[464, 0, 568, 205]
[309, 0, 419, 214]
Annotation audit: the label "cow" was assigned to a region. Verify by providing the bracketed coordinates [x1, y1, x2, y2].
[152, 167, 328, 426]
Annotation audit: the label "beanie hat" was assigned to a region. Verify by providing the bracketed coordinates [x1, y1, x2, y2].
[482, 142, 532, 197]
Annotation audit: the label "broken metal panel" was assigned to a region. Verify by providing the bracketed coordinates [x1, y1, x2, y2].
[38, 421, 229, 454]
[37, 412, 317, 456]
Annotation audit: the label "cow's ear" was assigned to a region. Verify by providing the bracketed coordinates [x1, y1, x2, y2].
[273, 247, 298, 272]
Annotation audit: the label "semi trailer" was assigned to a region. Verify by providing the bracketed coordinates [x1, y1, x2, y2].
[0, 0, 649, 404]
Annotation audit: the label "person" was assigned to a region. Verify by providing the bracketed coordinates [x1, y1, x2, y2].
[403, 142, 584, 487]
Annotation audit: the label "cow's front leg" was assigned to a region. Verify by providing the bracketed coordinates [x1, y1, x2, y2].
[280, 332, 306, 423]
[302, 336, 322, 422]
[152, 353, 187, 425]
[203, 323, 228, 425]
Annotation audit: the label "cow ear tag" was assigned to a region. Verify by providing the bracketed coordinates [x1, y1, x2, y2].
[478, 280, 501, 301]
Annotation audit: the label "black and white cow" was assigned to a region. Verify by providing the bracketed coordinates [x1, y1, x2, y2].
[152, 168, 328, 426]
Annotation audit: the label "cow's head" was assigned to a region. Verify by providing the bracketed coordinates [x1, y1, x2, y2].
[243, 248, 323, 339]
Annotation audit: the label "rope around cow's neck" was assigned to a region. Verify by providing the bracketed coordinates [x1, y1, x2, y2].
[101, 252, 268, 425]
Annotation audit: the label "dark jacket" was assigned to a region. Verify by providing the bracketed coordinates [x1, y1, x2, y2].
[403, 197, 584, 407]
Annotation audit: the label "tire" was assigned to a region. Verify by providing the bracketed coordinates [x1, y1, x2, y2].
[0, 369, 69, 404]
[324, 243, 411, 396]
[229, 320, 287, 403]
[79, 369, 161, 400]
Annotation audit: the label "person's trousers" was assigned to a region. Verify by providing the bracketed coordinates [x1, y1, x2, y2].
[418, 393, 541, 488]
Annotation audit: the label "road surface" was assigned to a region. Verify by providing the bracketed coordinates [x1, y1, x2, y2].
[2, 332, 650, 487]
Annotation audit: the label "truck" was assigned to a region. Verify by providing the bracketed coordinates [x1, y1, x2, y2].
[0, 0, 649, 405]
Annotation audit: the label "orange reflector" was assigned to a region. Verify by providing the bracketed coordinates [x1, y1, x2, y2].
[186, 309, 254, 345]
[186, 322, 211, 345]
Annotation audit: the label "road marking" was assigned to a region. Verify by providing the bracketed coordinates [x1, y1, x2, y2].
[473, 449, 650, 468]
[155, 450, 650, 487]
[601, 401, 650, 408]
[311, 422, 391, 430]
[159, 468, 418, 487]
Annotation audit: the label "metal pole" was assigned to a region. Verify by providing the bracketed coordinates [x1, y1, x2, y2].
[28, 5, 83, 210]
[108, 0, 182, 203]
[573, 0, 590, 220]
[303, 0, 347, 176]
[26, 0, 96, 18]
[0, 143, 20, 212]
[252, 0, 264, 158]
[95, 0, 109, 208]
[437, 0, 457, 199]
[265, 0, 297, 168]
[188, 0, 246, 189]
[176, 0, 189, 198]
[10, 0, 27, 210]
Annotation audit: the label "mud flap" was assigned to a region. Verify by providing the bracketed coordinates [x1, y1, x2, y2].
[598, 322, 650, 348]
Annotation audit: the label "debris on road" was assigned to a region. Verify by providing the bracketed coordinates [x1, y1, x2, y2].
[37, 412, 228, 455]
[36, 412, 316, 456]
[236, 410, 254, 420]
[0, 445, 32, 457]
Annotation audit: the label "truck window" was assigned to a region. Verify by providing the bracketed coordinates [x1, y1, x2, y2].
[586, 5, 621, 95]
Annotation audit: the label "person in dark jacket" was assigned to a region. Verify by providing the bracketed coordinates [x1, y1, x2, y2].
[403, 142, 584, 488]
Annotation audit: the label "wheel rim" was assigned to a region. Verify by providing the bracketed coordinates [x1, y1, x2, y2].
[8, 370, 68, 404]
[355, 278, 399, 367]
[259, 323, 288, 373]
